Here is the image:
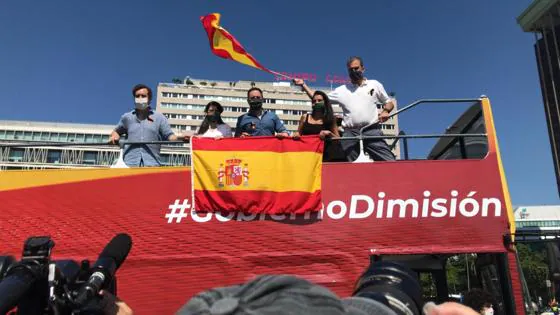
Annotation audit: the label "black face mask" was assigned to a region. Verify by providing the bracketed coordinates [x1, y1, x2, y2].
[207, 112, 220, 123]
[348, 69, 364, 82]
[312, 102, 326, 113]
[249, 100, 263, 110]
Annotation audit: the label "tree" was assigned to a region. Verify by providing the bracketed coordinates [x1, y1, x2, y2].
[445, 254, 479, 294]
[420, 273, 437, 298]
[417, 255, 477, 298]
[171, 78, 182, 84]
[517, 243, 549, 301]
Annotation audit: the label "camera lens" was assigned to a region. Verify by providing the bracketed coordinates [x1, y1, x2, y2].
[353, 261, 423, 315]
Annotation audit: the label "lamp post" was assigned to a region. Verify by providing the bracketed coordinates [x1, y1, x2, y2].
[465, 254, 471, 291]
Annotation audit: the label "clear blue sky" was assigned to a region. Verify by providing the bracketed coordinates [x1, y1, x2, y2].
[0, 0, 556, 205]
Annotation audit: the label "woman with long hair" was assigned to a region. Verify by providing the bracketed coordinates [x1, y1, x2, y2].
[294, 91, 344, 161]
[196, 101, 232, 138]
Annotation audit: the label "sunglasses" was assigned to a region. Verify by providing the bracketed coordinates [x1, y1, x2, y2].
[312, 99, 324, 104]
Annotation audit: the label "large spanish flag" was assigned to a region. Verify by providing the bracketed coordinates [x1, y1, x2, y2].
[200, 13, 270, 72]
[192, 136, 323, 214]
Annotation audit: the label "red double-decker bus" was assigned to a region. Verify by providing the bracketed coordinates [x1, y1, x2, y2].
[0, 97, 526, 314]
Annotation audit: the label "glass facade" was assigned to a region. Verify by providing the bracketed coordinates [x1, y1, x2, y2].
[0, 127, 190, 168]
[516, 220, 560, 228]
[0, 129, 110, 143]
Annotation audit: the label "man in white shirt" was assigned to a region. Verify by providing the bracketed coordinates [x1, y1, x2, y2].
[294, 56, 395, 161]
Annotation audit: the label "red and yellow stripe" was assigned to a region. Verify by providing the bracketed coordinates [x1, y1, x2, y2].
[192, 136, 323, 214]
[0, 167, 182, 192]
[481, 97, 515, 237]
[200, 13, 270, 72]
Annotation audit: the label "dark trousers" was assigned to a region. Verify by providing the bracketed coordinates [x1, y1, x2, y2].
[341, 126, 395, 162]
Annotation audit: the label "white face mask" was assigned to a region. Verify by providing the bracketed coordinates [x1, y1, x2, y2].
[134, 97, 149, 110]
[483, 307, 494, 315]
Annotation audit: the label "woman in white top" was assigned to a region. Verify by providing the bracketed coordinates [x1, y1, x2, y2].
[196, 101, 233, 138]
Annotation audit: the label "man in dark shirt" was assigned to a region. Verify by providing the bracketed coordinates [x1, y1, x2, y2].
[234, 87, 290, 138]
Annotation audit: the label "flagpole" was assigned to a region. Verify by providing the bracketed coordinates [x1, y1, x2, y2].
[268, 70, 291, 80]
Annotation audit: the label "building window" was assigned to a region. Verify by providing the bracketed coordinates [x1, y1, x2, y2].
[5, 130, 14, 140]
[76, 134, 86, 142]
[93, 135, 103, 143]
[47, 150, 62, 163]
[83, 151, 98, 165]
[8, 149, 24, 162]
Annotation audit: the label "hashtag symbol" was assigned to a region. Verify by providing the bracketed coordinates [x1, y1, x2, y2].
[165, 199, 190, 223]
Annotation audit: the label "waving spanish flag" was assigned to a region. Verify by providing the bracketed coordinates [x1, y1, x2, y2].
[200, 13, 270, 72]
[192, 136, 323, 214]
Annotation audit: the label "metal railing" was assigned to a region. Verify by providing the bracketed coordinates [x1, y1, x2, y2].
[0, 97, 489, 166]
[0, 140, 188, 148]
[344, 97, 487, 161]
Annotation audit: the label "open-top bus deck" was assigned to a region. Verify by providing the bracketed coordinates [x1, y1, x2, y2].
[0, 97, 524, 314]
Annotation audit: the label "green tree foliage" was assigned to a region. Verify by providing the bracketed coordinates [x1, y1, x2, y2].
[419, 255, 478, 299]
[446, 254, 478, 294]
[420, 273, 437, 298]
[517, 243, 549, 302]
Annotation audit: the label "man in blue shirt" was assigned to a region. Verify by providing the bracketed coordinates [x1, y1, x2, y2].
[109, 84, 187, 167]
[234, 87, 290, 138]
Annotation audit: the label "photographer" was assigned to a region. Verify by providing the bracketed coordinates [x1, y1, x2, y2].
[0, 234, 134, 315]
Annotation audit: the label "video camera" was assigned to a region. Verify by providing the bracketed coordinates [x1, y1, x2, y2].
[0, 234, 132, 315]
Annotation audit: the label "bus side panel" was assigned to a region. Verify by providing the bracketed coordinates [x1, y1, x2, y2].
[508, 250, 526, 315]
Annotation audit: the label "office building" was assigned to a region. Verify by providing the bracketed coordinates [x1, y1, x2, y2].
[156, 77, 401, 158]
[518, 0, 560, 196]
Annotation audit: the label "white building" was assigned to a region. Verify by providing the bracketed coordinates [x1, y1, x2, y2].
[514, 205, 560, 231]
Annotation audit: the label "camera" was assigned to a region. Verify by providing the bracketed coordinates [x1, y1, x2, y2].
[0, 234, 131, 315]
[353, 260, 423, 315]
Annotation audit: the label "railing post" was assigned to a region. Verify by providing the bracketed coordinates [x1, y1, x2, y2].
[402, 131, 409, 160]
[459, 137, 467, 159]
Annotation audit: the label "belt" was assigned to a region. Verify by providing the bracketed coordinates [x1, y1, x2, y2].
[346, 123, 381, 131]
